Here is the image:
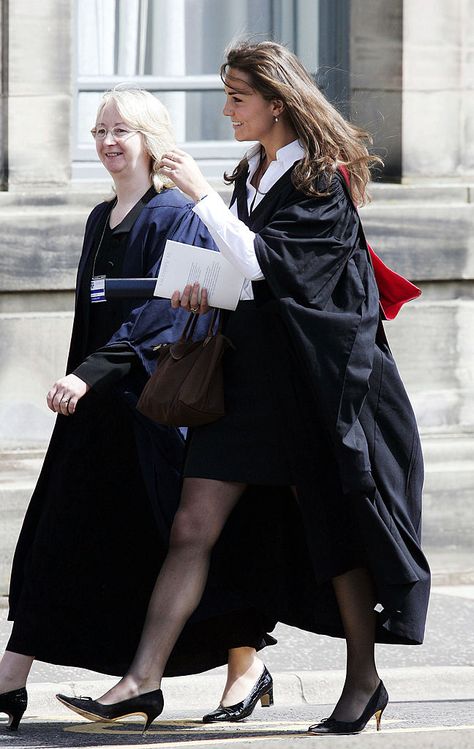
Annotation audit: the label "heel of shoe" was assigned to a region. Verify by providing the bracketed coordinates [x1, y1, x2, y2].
[374, 707, 384, 731]
[260, 687, 274, 708]
[8, 708, 26, 732]
[142, 707, 162, 734]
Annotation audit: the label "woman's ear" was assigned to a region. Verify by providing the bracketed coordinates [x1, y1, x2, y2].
[271, 99, 284, 118]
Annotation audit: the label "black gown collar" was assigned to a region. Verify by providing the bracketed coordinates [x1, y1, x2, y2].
[234, 167, 296, 228]
[235, 167, 298, 228]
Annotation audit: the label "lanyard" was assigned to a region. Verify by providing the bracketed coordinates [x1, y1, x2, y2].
[90, 201, 116, 303]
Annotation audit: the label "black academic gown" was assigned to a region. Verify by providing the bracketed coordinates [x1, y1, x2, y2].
[208, 169, 430, 646]
[7, 188, 275, 676]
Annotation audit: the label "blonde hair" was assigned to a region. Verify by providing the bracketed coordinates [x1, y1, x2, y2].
[221, 41, 382, 205]
[96, 87, 176, 192]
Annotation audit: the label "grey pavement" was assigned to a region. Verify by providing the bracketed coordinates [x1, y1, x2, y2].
[0, 586, 473, 748]
[1, 701, 474, 749]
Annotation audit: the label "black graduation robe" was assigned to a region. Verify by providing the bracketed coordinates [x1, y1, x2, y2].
[207, 168, 430, 646]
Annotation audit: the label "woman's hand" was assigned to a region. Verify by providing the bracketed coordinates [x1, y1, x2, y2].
[171, 282, 210, 316]
[160, 148, 211, 203]
[47, 374, 91, 416]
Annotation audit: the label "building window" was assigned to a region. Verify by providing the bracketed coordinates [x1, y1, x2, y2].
[74, 0, 348, 181]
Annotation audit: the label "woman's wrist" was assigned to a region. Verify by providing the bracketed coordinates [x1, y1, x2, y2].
[191, 184, 211, 203]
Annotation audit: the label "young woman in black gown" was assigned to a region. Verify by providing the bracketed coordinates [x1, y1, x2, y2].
[0, 87, 275, 732]
[58, 43, 430, 735]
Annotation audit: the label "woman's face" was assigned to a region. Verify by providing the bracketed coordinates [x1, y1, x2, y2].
[94, 102, 151, 179]
[223, 68, 279, 143]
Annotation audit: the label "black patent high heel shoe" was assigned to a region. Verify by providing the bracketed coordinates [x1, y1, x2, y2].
[308, 680, 389, 735]
[56, 689, 163, 733]
[202, 665, 273, 723]
[0, 687, 28, 731]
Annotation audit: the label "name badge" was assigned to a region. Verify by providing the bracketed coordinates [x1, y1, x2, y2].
[90, 275, 106, 303]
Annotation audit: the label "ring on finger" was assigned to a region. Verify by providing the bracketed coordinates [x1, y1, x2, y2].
[190, 305, 199, 313]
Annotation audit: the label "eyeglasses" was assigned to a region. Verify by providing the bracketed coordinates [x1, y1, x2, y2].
[91, 126, 139, 141]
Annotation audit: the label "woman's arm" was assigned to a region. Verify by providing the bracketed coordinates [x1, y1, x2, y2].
[193, 192, 264, 280]
[160, 149, 264, 280]
[73, 344, 137, 392]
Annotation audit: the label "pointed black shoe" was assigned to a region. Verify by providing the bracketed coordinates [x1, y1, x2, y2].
[0, 687, 28, 731]
[56, 689, 163, 733]
[308, 681, 389, 735]
[202, 666, 273, 723]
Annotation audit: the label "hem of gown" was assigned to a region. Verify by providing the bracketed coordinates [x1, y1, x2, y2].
[4, 634, 277, 679]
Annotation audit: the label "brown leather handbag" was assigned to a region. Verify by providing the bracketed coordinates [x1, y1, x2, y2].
[136, 309, 232, 427]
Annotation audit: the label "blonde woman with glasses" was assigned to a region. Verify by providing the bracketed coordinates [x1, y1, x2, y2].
[0, 87, 275, 732]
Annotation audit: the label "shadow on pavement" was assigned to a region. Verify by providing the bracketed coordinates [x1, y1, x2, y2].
[0, 718, 308, 747]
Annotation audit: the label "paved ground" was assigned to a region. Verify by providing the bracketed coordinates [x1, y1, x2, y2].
[1, 701, 474, 749]
[0, 586, 473, 748]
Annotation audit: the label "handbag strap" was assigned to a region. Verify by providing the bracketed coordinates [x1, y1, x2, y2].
[180, 307, 220, 343]
[180, 310, 200, 341]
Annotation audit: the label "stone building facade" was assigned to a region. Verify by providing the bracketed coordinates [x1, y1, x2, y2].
[1, 0, 473, 591]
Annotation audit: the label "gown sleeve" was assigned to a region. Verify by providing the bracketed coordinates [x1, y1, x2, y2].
[72, 344, 136, 392]
[253, 175, 381, 496]
[253, 176, 363, 308]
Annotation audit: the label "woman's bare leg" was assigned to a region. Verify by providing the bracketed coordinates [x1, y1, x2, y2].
[331, 567, 380, 721]
[0, 652, 34, 693]
[220, 647, 264, 706]
[98, 478, 246, 704]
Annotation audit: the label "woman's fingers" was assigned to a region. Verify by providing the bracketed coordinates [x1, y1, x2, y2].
[179, 283, 194, 309]
[171, 283, 210, 315]
[200, 288, 210, 315]
[159, 149, 210, 202]
[46, 384, 58, 412]
[47, 385, 71, 415]
[46, 375, 90, 415]
[189, 283, 200, 311]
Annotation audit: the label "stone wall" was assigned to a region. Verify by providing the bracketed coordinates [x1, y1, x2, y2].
[2, 0, 73, 188]
[350, 0, 474, 180]
[403, 0, 474, 178]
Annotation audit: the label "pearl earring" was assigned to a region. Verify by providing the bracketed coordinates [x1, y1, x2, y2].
[274, 116, 279, 123]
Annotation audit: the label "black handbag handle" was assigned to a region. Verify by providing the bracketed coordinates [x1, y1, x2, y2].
[180, 308, 220, 344]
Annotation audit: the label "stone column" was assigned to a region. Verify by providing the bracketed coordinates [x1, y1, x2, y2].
[0, 0, 9, 188]
[402, 0, 474, 178]
[350, 0, 474, 181]
[349, 0, 403, 180]
[2, 0, 73, 189]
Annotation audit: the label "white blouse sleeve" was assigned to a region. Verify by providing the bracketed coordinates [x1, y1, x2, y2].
[192, 190, 264, 281]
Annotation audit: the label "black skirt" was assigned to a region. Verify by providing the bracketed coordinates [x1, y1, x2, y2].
[184, 300, 300, 484]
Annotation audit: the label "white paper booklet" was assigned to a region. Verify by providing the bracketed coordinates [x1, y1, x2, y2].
[153, 240, 245, 311]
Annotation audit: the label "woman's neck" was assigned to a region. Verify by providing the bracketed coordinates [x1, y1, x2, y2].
[113, 173, 153, 207]
[259, 125, 299, 164]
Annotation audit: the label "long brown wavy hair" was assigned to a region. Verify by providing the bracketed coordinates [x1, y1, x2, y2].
[221, 41, 382, 205]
